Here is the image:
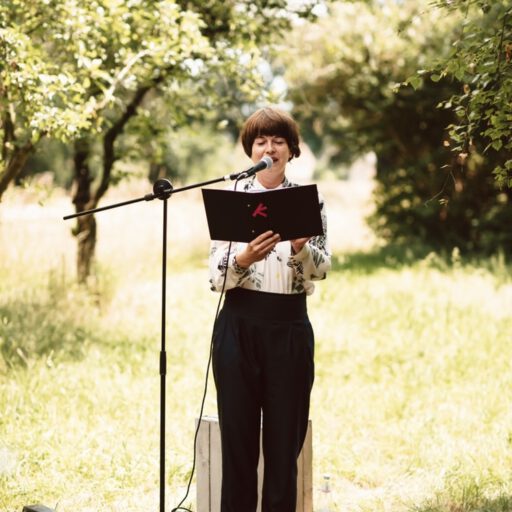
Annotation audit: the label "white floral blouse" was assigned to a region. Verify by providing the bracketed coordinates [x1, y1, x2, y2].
[208, 175, 331, 295]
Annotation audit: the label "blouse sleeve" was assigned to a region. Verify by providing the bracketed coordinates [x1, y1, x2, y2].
[208, 240, 255, 292]
[288, 194, 331, 281]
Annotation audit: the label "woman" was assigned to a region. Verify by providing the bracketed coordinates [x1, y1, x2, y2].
[209, 106, 331, 512]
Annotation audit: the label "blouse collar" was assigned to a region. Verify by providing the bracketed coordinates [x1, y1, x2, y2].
[249, 175, 291, 190]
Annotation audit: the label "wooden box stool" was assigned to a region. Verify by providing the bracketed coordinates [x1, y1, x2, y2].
[196, 416, 313, 512]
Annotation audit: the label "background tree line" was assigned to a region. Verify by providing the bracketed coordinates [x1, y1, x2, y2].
[1, 0, 511, 283]
[281, 0, 511, 255]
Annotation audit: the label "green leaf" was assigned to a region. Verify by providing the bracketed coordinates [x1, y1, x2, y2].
[407, 75, 422, 90]
[492, 139, 503, 151]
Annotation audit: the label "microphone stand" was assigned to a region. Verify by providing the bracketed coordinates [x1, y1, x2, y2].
[63, 166, 264, 512]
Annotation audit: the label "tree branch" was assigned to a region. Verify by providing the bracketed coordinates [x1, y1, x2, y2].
[496, 9, 510, 77]
[1, 112, 15, 162]
[94, 84, 153, 203]
[92, 68, 171, 204]
[92, 49, 151, 114]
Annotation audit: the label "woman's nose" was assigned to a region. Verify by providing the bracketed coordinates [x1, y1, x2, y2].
[264, 140, 275, 153]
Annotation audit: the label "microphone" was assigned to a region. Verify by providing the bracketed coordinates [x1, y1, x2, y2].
[226, 156, 273, 181]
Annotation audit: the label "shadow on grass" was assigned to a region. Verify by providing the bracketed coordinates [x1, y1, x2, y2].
[331, 244, 434, 274]
[0, 270, 110, 368]
[0, 292, 99, 367]
[331, 244, 511, 277]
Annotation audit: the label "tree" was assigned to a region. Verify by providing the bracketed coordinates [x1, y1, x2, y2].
[278, 1, 512, 254]
[66, 0, 320, 282]
[425, 0, 512, 189]
[1, 0, 321, 282]
[0, 1, 92, 199]
[62, 0, 216, 281]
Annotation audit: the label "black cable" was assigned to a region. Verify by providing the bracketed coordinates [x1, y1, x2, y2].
[171, 178, 242, 512]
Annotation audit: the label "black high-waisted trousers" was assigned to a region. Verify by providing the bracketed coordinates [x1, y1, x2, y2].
[212, 287, 315, 512]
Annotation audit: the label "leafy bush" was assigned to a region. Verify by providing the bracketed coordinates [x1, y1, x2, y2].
[369, 104, 512, 254]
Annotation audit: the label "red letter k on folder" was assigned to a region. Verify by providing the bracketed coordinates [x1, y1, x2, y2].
[252, 202, 268, 218]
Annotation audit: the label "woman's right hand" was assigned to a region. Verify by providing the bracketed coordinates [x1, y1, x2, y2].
[235, 230, 281, 268]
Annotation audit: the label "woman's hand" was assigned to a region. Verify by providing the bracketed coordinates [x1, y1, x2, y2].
[235, 230, 281, 268]
[290, 237, 310, 254]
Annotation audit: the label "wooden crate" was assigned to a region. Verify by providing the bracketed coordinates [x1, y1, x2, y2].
[196, 416, 312, 512]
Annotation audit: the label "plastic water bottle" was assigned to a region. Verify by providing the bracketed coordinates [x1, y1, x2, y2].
[316, 474, 333, 511]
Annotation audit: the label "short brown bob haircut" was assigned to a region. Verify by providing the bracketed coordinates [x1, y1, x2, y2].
[240, 107, 301, 161]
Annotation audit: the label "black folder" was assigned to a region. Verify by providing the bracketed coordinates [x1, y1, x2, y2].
[202, 184, 323, 243]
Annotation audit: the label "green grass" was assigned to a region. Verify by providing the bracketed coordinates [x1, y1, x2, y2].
[2, 252, 512, 512]
[309, 253, 512, 511]
[1, 187, 512, 511]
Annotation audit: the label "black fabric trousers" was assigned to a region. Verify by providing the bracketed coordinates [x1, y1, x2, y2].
[212, 287, 315, 512]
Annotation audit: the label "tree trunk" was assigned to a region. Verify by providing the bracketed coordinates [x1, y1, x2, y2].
[72, 137, 96, 284]
[76, 213, 97, 284]
[0, 142, 34, 201]
[71, 85, 154, 283]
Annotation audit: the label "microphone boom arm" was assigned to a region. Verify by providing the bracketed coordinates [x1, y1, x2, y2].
[63, 157, 272, 220]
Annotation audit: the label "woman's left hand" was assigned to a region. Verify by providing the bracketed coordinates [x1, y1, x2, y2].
[290, 237, 310, 254]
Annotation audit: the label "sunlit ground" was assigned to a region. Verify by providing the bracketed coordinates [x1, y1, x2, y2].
[2, 172, 512, 512]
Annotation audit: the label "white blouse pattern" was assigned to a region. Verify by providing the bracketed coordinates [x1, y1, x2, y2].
[208, 175, 331, 295]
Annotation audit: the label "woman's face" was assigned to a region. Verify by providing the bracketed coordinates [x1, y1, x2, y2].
[251, 134, 291, 177]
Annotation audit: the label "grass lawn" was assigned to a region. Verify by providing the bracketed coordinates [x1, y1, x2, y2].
[1, 186, 512, 511]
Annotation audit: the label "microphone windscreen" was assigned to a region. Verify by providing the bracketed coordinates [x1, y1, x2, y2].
[262, 156, 273, 169]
